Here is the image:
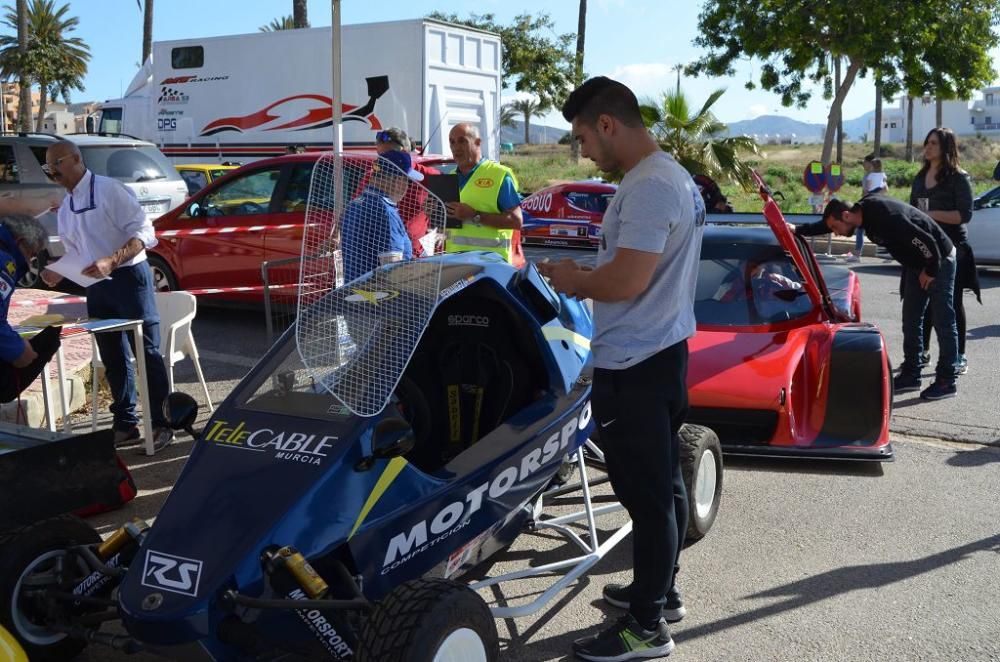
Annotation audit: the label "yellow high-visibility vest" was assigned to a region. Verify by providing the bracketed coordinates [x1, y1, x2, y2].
[446, 160, 519, 263]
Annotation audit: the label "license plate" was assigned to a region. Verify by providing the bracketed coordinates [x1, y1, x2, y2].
[551, 225, 586, 237]
[141, 202, 168, 214]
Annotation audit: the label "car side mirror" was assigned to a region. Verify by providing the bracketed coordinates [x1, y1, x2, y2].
[187, 202, 203, 217]
[773, 288, 808, 302]
[163, 391, 199, 437]
[355, 417, 415, 471]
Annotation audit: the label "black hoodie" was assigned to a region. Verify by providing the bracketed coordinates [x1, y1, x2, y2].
[796, 196, 953, 276]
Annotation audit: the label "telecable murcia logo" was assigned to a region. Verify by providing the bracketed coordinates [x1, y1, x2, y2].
[204, 420, 336, 466]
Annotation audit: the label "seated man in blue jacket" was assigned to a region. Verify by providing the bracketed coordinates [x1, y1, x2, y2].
[341, 151, 423, 283]
[0, 214, 61, 403]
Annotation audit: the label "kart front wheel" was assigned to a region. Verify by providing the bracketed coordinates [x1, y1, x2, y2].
[679, 424, 723, 544]
[0, 515, 100, 662]
[358, 578, 498, 662]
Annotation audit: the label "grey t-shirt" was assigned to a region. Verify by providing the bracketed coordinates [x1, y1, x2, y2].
[592, 151, 705, 369]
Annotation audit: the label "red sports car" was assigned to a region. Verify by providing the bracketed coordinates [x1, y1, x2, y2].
[520, 180, 616, 247]
[686, 181, 892, 460]
[147, 151, 454, 298]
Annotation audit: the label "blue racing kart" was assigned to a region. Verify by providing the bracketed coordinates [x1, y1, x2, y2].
[0, 253, 722, 661]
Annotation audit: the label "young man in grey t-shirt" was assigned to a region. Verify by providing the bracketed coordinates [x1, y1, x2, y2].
[539, 76, 705, 662]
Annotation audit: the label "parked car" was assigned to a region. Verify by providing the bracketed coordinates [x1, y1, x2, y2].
[686, 194, 892, 461]
[176, 162, 241, 196]
[969, 185, 1000, 265]
[520, 180, 616, 247]
[148, 151, 454, 296]
[0, 133, 188, 285]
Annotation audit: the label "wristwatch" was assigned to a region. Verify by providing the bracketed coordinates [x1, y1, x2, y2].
[472, 213, 482, 226]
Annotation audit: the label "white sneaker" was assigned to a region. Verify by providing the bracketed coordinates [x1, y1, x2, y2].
[844, 253, 860, 263]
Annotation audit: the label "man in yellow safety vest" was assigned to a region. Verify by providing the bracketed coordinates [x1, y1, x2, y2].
[445, 123, 525, 268]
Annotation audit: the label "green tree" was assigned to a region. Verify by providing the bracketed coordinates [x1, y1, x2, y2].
[0, 0, 90, 133]
[428, 11, 575, 109]
[292, 0, 308, 29]
[689, 0, 1000, 166]
[511, 97, 547, 144]
[260, 15, 294, 31]
[640, 88, 759, 188]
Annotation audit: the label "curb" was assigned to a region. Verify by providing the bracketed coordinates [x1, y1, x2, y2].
[0, 372, 87, 428]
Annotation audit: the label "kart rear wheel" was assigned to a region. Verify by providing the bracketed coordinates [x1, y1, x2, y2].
[358, 578, 498, 662]
[0, 515, 100, 662]
[679, 424, 723, 544]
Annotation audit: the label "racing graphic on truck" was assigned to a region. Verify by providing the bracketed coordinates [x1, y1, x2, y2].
[199, 75, 389, 136]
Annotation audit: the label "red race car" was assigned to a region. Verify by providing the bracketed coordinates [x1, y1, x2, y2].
[520, 180, 616, 247]
[686, 177, 892, 461]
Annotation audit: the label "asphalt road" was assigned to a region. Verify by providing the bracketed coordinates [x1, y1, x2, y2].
[62, 246, 1000, 660]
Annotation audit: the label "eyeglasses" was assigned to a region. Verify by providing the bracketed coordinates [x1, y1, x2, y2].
[41, 155, 71, 177]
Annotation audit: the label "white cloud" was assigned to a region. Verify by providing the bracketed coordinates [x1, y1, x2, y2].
[746, 104, 768, 119]
[608, 63, 673, 99]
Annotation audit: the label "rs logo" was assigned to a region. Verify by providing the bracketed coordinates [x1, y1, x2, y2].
[141, 550, 203, 597]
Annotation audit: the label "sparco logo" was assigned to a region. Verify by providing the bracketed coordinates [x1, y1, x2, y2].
[141, 550, 203, 597]
[382, 402, 592, 573]
[288, 588, 354, 658]
[448, 314, 489, 328]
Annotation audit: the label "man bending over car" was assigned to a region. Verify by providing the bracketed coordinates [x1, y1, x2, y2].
[539, 76, 706, 662]
[796, 196, 958, 401]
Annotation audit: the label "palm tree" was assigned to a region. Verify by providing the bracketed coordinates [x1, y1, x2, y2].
[16, 0, 30, 132]
[260, 15, 295, 31]
[0, 0, 90, 133]
[571, 0, 586, 161]
[873, 76, 883, 157]
[292, 0, 308, 28]
[141, 0, 153, 63]
[640, 87, 759, 187]
[499, 103, 517, 130]
[511, 98, 547, 144]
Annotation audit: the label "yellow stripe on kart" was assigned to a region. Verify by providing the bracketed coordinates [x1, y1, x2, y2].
[0, 625, 27, 662]
[542, 326, 591, 350]
[347, 456, 408, 540]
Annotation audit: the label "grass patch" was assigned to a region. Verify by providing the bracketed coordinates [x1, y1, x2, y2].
[500, 141, 1000, 213]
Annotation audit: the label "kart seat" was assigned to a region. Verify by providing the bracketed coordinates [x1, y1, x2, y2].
[398, 284, 542, 473]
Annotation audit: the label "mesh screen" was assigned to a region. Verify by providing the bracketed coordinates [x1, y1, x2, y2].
[296, 152, 447, 416]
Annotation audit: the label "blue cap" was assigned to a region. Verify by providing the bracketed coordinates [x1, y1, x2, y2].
[375, 150, 424, 182]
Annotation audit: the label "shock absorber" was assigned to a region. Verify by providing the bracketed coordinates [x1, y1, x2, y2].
[73, 519, 150, 600]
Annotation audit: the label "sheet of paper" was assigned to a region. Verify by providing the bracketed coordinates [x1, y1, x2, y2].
[46, 252, 110, 288]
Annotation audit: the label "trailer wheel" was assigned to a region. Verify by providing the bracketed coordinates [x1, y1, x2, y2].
[679, 424, 723, 544]
[148, 255, 177, 292]
[0, 515, 100, 662]
[358, 578, 498, 662]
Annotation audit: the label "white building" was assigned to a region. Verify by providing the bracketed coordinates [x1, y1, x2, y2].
[867, 97, 969, 144]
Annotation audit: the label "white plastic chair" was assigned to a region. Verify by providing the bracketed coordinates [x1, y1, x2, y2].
[91, 291, 213, 430]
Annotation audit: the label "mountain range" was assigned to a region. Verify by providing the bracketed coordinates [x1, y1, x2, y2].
[501, 111, 877, 146]
[724, 111, 875, 143]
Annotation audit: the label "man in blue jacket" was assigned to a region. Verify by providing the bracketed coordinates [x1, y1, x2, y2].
[0, 214, 61, 403]
[341, 151, 422, 282]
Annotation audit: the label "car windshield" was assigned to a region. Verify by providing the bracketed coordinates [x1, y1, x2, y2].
[81, 145, 182, 183]
[695, 241, 814, 326]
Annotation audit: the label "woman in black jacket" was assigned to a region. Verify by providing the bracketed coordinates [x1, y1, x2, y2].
[910, 127, 980, 375]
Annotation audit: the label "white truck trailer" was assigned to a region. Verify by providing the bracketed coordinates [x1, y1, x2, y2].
[97, 18, 502, 162]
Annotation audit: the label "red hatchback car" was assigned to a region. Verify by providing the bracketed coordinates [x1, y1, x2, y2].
[147, 151, 454, 295]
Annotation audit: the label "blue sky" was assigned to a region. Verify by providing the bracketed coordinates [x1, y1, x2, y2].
[10, 0, 1000, 131]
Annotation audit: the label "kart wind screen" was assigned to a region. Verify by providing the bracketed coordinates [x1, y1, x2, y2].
[296, 152, 447, 417]
[695, 241, 814, 326]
